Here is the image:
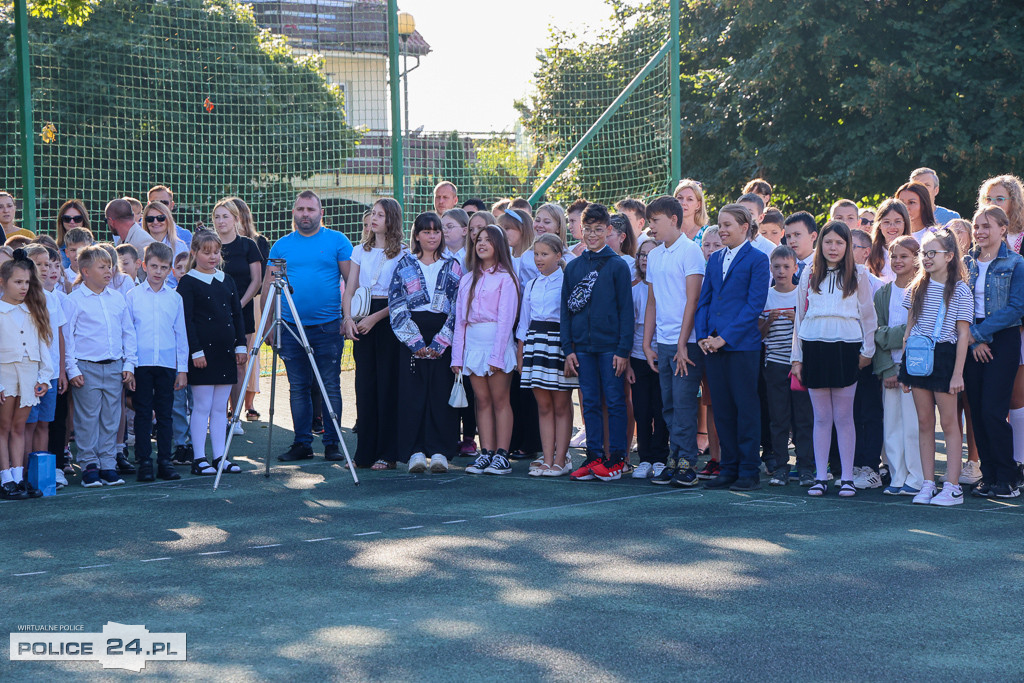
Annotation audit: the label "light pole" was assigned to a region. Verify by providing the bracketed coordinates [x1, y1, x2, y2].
[397, 11, 415, 139]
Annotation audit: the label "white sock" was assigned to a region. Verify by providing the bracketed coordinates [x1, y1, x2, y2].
[12, 466, 24, 483]
[1010, 408, 1024, 464]
[0, 469, 12, 485]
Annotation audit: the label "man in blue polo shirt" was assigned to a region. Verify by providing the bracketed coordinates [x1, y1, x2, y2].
[263, 190, 353, 462]
[909, 167, 961, 226]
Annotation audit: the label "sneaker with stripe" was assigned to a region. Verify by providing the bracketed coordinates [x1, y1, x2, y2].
[465, 451, 493, 475]
[591, 459, 624, 481]
[483, 451, 512, 475]
[570, 457, 601, 481]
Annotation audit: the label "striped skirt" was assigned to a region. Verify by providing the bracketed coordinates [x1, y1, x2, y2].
[521, 321, 578, 391]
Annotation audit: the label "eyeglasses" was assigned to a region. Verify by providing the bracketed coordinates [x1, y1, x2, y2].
[582, 227, 606, 235]
[986, 196, 1007, 203]
[921, 249, 948, 259]
[145, 215, 167, 223]
[852, 244, 870, 250]
[61, 214, 84, 224]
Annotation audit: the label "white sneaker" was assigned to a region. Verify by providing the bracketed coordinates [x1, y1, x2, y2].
[651, 462, 666, 478]
[959, 460, 982, 485]
[930, 481, 964, 506]
[232, 422, 244, 436]
[853, 468, 882, 489]
[407, 453, 428, 473]
[632, 461, 653, 479]
[912, 480, 937, 505]
[569, 428, 587, 448]
[55, 469, 68, 489]
[429, 454, 449, 473]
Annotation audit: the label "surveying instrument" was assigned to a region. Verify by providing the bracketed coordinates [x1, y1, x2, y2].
[214, 258, 359, 489]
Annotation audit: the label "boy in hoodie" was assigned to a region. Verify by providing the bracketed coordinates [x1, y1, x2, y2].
[561, 203, 634, 481]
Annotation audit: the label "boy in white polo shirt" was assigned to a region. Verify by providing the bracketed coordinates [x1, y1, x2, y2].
[642, 196, 707, 487]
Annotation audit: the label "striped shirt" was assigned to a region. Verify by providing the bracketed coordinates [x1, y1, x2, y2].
[761, 287, 798, 365]
[903, 279, 974, 344]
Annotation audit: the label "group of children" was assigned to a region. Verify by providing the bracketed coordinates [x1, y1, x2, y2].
[346, 172, 1024, 510]
[5, 170, 1024, 508]
[0, 187, 264, 499]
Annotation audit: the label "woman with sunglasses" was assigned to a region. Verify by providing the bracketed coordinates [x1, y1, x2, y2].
[141, 201, 188, 287]
[55, 199, 91, 269]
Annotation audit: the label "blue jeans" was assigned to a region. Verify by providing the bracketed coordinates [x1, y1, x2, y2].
[279, 318, 343, 447]
[576, 351, 627, 459]
[657, 342, 704, 467]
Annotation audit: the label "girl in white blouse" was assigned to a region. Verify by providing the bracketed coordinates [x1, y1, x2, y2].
[0, 253, 54, 499]
[791, 221, 878, 497]
[517, 234, 577, 476]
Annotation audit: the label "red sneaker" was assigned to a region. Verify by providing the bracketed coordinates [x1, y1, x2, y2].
[591, 459, 624, 481]
[459, 439, 478, 457]
[697, 459, 720, 480]
[570, 459, 600, 481]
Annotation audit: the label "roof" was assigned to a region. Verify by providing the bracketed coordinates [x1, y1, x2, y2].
[250, 0, 431, 57]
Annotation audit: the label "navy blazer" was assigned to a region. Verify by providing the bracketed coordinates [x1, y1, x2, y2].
[695, 241, 771, 351]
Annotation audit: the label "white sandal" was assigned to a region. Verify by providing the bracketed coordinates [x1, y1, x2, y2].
[542, 461, 571, 477]
[529, 464, 550, 477]
[529, 456, 545, 470]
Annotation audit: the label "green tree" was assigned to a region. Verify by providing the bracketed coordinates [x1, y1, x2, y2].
[1, 0, 358, 237]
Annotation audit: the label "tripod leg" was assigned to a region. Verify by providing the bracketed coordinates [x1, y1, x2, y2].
[280, 287, 359, 485]
[214, 284, 280, 491]
[266, 347, 278, 478]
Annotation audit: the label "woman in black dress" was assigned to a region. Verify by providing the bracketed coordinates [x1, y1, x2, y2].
[230, 197, 271, 421]
[177, 230, 248, 476]
[212, 198, 262, 432]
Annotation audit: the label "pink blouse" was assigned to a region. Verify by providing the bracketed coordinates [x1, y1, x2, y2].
[451, 267, 519, 367]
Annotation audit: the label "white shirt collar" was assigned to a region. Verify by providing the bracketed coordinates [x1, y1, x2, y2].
[726, 243, 744, 256]
[140, 279, 170, 294]
[0, 300, 28, 314]
[80, 285, 109, 297]
[186, 269, 225, 284]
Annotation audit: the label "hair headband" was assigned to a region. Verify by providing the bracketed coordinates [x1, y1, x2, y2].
[503, 209, 523, 224]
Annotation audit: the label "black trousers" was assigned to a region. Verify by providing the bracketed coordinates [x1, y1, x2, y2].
[49, 390, 70, 467]
[758, 346, 774, 464]
[133, 366, 176, 464]
[630, 357, 669, 463]
[853, 366, 883, 470]
[396, 312, 458, 461]
[353, 299, 400, 466]
[762, 361, 814, 474]
[459, 380, 477, 444]
[965, 325, 1020, 485]
[510, 373, 542, 455]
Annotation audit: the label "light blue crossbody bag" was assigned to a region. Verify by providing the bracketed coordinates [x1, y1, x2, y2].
[904, 297, 946, 377]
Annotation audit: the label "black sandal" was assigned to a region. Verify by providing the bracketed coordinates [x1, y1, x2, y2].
[191, 459, 216, 476]
[212, 457, 241, 474]
[245, 409, 260, 421]
[838, 480, 856, 497]
[807, 480, 828, 496]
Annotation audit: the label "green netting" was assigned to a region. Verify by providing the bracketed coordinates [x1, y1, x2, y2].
[1, 0, 672, 242]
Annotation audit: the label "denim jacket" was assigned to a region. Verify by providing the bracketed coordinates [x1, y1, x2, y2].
[388, 253, 464, 354]
[964, 242, 1024, 346]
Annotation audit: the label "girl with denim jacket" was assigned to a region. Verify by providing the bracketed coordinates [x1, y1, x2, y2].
[388, 213, 464, 474]
[964, 207, 1024, 498]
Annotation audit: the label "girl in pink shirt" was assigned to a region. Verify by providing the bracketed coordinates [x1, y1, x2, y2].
[452, 226, 520, 475]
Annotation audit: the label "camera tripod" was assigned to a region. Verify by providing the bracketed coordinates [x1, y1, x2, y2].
[213, 259, 359, 489]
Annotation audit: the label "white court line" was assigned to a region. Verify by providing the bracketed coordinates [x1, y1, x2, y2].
[442, 520, 467, 524]
[13, 571, 47, 576]
[250, 544, 282, 549]
[400, 526, 424, 530]
[353, 531, 381, 537]
[140, 557, 171, 563]
[482, 489, 697, 519]
[197, 550, 230, 556]
[303, 537, 335, 542]
[78, 564, 111, 569]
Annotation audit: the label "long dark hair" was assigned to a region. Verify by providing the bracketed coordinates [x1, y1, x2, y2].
[55, 199, 90, 247]
[0, 251, 52, 346]
[464, 225, 520, 315]
[867, 198, 911, 277]
[363, 198, 404, 259]
[809, 220, 858, 297]
[908, 227, 965, 324]
[411, 211, 445, 260]
[895, 182, 936, 230]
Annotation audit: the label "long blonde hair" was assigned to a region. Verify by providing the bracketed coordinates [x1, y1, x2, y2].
[673, 178, 709, 227]
[142, 201, 177, 244]
[535, 203, 567, 243]
[212, 198, 243, 236]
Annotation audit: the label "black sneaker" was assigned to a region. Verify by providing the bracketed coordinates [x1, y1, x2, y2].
[136, 462, 156, 482]
[972, 480, 995, 497]
[116, 451, 136, 474]
[670, 463, 700, 488]
[156, 461, 181, 481]
[99, 469, 125, 486]
[81, 464, 102, 488]
[652, 458, 678, 486]
[311, 417, 325, 435]
[1016, 463, 1024, 489]
[1, 481, 28, 500]
[277, 443, 314, 462]
[993, 482, 1021, 499]
[324, 444, 343, 461]
[172, 445, 193, 465]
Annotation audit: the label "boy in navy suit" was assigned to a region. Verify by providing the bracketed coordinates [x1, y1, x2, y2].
[696, 204, 771, 490]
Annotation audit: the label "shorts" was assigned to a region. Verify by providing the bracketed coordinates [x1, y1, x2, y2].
[26, 379, 59, 423]
[0, 360, 42, 409]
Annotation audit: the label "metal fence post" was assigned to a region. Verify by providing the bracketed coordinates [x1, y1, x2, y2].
[386, 0, 404, 209]
[14, 0, 36, 233]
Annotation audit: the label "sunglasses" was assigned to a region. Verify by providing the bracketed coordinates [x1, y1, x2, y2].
[145, 215, 167, 223]
[61, 214, 84, 224]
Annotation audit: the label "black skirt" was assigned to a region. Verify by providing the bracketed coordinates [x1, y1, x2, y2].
[801, 340, 861, 389]
[899, 341, 957, 393]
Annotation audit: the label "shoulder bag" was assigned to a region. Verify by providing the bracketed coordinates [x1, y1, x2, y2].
[904, 297, 946, 377]
[350, 251, 387, 321]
